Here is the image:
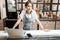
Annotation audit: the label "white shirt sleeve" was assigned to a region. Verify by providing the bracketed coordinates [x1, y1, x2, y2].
[20, 10, 25, 20]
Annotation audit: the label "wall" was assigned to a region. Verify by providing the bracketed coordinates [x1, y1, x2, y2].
[0, 0, 6, 30]
[0, 0, 7, 19]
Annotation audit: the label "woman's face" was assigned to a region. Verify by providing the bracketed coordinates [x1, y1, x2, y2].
[26, 3, 32, 10]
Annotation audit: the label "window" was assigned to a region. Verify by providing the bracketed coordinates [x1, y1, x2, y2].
[7, 0, 16, 12]
[32, 4, 36, 9]
[17, 4, 21, 10]
[16, 0, 60, 19]
[52, 5, 57, 10]
[38, 0, 43, 2]
[31, 0, 37, 3]
[58, 5, 60, 10]
[23, 4, 25, 9]
[17, 0, 21, 2]
[53, 0, 58, 3]
[38, 4, 43, 10]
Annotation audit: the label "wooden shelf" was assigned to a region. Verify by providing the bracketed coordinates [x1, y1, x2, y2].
[39, 18, 60, 21]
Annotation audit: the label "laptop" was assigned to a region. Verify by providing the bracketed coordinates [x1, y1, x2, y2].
[6, 28, 26, 38]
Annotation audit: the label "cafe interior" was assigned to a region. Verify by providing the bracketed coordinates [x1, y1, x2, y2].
[0, 0, 60, 40]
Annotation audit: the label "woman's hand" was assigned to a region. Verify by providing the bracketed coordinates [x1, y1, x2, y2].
[12, 27, 15, 29]
[43, 29, 50, 32]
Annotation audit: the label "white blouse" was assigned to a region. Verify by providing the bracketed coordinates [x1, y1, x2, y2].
[20, 9, 38, 22]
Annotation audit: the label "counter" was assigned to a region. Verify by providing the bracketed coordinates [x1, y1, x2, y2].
[0, 30, 60, 40]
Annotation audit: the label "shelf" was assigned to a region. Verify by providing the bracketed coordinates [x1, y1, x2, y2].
[39, 18, 60, 21]
[56, 18, 60, 21]
[6, 19, 17, 21]
[4, 18, 60, 21]
[43, 10, 58, 12]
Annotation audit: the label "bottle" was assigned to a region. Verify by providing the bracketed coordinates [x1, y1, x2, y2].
[43, 12, 48, 18]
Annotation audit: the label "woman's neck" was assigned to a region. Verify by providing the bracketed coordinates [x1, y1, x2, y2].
[26, 10, 32, 15]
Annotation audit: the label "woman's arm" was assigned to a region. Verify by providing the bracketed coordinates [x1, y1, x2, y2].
[36, 19, 50, 32]
[13, 17, 21, 29]
[13, 10, 25, 29]
[36, 19, 44, 30]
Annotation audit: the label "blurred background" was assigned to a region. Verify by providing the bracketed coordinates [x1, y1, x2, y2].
[0, 0, 60, 30]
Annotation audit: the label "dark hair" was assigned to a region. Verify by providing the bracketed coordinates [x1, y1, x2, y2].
[25, 1, 31, 7]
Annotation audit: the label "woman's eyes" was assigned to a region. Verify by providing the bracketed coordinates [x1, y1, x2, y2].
[27, 6, 32, 7]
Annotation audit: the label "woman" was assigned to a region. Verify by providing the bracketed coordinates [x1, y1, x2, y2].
[13, 1, 48, 31]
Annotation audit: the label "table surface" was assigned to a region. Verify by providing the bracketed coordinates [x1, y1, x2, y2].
[0, 30, 60, 38]
[25, 30, 60, 37]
